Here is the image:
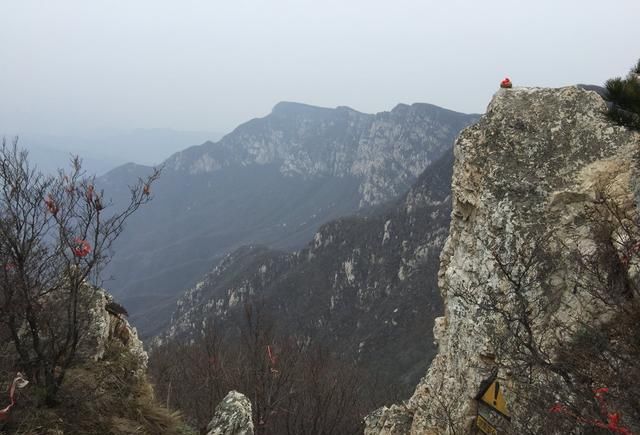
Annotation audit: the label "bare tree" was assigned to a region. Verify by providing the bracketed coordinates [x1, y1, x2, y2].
[276, 344, 365, 435]
[235, 302, 290, 434]
[150, 322, 237, 433]
[0, 138, 159, 405]
[150, 301, 366, 434]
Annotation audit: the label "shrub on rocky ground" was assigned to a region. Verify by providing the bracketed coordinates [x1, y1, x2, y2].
[605, 58, 640, 130]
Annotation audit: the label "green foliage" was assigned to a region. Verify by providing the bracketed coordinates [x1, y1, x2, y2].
[606, 76, 640, 113]
[605, 59, 640, 130]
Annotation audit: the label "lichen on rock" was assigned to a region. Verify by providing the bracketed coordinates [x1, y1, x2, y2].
[79, 287, 148, 373]
[206, 391, 254, 435]
[365, 86, 640, 434]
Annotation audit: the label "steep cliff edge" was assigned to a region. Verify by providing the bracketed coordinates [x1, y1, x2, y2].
[365, 86, 639, 434]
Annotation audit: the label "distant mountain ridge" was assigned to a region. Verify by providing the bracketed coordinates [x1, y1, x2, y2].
[165, 101, 474, 205]
[23, 128, 222, 175]
[99, 101, 478, 336]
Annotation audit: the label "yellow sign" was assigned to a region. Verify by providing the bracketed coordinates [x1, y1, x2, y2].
[476, 415, 497, 435]
[480, 380, 510, 418]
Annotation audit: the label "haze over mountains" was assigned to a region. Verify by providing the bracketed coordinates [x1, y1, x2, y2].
[3, 1, 639, 432]
[165, 148, 456, 394]
[99, 101, 478, 337]
[22, 128, 222, 176]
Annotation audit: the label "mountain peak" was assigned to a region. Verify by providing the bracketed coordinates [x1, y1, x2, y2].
[390, 102, 477, 118]
[271, 101, 333, 115]
[271, 101, 362, 118]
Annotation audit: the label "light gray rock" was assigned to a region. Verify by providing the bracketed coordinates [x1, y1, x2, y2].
[365, 86, 640, 434]
[206, 390, 254, 435]
[79, 287, 148, 373]
[364, 405, 414, 435]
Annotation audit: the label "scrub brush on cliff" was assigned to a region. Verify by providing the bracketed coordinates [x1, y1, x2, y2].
[106, 300, 129, 317]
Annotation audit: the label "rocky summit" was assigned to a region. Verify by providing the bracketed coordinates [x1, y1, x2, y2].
[364, 86, 639, 434]
[99, 102, 477, 337]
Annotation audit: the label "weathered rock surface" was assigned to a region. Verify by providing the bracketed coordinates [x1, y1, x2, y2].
[206, 391, 254, 435]
[364, 405, 414, 435]
[79, 287, 148, 371]
[365, 86, 639, 434]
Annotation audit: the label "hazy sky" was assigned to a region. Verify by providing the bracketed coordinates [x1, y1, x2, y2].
[2, 0, 639, 137]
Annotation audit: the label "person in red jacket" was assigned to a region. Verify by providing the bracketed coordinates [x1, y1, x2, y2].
[500, 77, 513, 88]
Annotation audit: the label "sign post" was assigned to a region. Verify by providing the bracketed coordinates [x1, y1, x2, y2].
[475, 375, 511, 434]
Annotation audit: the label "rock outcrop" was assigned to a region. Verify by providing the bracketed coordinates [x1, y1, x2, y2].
[365, 86, 639, 434]
[206, 391, 254, 435]
[80, 288, 148, 372]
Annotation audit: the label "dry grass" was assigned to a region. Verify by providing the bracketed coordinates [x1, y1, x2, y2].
[2, 342, 195, 435]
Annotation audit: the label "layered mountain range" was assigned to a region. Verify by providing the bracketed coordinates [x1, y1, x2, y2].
[163, 148, 456, 393]
[99, 102, 478, 337]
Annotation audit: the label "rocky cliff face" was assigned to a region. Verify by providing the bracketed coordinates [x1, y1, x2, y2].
[162, 149, 456, 394]
[166, 102, 473, 207]
[365, 86, 639, 434]
[80, 288, 148, 370]
[99, 102, 477, 337]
